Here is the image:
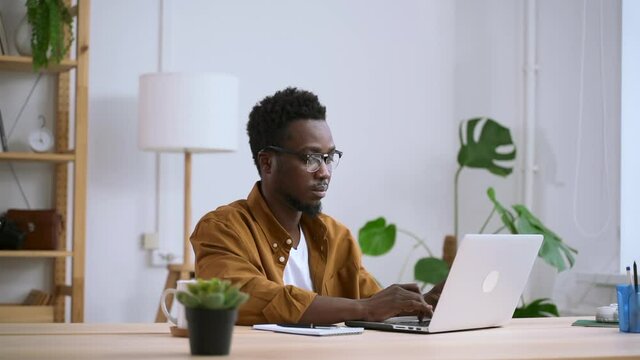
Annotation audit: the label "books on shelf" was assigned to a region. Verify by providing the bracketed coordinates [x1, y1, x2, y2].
[0, 109, 7, 152]
[23, 289, 53, 306]
[0, 11, 8, 55]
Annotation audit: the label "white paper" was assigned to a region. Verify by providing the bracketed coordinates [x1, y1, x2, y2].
[252, 324, 364, 336]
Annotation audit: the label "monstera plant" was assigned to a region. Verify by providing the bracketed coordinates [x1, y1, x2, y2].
[359, 117, 578, 317]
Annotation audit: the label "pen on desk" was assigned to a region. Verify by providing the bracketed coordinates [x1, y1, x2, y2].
[277, 323, 336, 329]
[628, 266, 634, 286]
[634, 261, 638, 292]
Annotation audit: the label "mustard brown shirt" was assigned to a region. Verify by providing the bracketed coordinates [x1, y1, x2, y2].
[190, 182, 382, 325]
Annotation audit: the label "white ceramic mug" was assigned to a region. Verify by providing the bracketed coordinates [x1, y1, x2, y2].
[161, 279, 196, 329]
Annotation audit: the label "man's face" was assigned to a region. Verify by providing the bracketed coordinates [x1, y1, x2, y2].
[271, 119, 335, 216]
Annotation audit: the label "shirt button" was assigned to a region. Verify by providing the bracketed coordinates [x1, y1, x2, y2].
[272, 243, 278, 248]
[286, 239, 293, 245]
[279, 256, 285, 263]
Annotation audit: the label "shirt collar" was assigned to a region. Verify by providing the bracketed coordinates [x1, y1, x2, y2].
[247, 182, 328, 252]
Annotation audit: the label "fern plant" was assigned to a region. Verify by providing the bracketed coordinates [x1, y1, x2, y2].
[176, 278, 249, 310]
[26, 0, 74, 71]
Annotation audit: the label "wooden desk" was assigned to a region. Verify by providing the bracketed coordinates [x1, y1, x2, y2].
[0, 317, 638, 359]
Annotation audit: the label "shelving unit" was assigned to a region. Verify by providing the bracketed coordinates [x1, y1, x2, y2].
[0, 0, 89, 323]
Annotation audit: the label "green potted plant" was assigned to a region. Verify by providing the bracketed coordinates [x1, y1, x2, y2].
[358, 117, 578, 317]
[22, 0, 74, 71]
[176, 278, 249, 356]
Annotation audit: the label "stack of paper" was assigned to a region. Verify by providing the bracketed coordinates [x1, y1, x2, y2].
[253, 324, 364, 336]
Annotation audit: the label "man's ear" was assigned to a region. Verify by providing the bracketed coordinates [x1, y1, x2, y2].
[258, 151, 273, 175]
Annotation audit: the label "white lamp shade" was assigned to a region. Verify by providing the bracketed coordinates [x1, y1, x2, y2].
[138, 72, 239, 153]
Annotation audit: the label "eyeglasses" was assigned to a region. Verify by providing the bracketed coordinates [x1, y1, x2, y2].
[261, 145, 343, 173]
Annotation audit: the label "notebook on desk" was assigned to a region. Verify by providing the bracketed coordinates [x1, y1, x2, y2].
[345, 234, 543, 334]
[253, 324, 364, 336]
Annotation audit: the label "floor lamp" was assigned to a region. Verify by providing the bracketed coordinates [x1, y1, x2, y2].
[137, 73, 239, 322]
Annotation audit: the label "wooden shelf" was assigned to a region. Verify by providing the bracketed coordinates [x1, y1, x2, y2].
[0, 251, 73, 258]
[0, 305, 54, 323]
[0, 55, 77, 73]
[0, 0, 89, 323]
[0, 152, 75, 162]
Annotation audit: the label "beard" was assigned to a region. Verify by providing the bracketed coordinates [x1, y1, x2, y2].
[286, 194, 322, 217]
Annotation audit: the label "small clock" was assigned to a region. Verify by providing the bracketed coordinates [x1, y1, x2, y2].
[28, 127, 53, 152]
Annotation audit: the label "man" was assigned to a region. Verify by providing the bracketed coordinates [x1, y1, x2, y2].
[191, 87, 440, 325]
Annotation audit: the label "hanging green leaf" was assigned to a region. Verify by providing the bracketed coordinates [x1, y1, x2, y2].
[358, 217, 396, 256]
[26, 0, 74, 71]
[486, 187, 517, 233]
[513, 298, 559, 318]
[513, 205, 578, 272]
[414, 257, 449, 285]
[457, 117, 516, 176]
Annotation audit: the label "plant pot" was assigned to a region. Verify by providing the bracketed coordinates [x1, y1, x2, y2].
[15, 15, 32, 56]
[442, 234, 457, 267]
[185, 307, 237, 356]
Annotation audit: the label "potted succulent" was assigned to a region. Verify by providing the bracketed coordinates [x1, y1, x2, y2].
[358, 117, 578, 317]
[18, 0, 74, 71]
[176, 278, 249, 356]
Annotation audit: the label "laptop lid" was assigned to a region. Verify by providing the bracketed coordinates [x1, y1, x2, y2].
[346, 234, 543, 334]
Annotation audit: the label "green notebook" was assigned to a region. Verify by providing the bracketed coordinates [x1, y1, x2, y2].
[572, 319, 618, 328]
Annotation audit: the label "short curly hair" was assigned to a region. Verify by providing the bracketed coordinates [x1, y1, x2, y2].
[247, 87, 326, 174]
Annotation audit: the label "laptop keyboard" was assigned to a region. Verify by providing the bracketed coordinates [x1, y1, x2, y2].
[389, 320, 431, 327]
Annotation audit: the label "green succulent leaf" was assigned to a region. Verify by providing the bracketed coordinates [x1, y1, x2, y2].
[201, 293, 225, 309]
[180, 278, 249, 310]
[513, 205, 578, 272]
[224, 287, 249, 309]
[176, 291, 200, 308]
[358, 217, 396, 256]
[457, 118, 516, 176]
[486, 187, 517, 233]
[513, 298, 559, 318]
[414, 257, 449, 285]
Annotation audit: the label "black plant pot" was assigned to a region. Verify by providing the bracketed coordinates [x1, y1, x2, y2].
[185, 307, 237, 356]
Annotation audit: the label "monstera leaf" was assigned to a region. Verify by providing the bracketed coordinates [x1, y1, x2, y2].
[457, 117, 516, 176]
[414, 257, 449, 285]
[358, 217, 396, 256]
[513, 298, 559, 318]
[513, 205, 578, 272]
[486, 187, 517, 233]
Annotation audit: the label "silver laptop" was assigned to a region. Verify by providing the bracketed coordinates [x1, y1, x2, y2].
[345, 234, 543, 334]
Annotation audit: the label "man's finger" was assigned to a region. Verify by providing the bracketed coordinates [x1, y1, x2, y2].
[397, 283, 421, 294]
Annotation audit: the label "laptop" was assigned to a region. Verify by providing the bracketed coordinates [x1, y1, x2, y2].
[345, 234, 543, 334]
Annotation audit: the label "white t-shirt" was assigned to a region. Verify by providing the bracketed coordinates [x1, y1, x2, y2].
[283, 229, 314, 292]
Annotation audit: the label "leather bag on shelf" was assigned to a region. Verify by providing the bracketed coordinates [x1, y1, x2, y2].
[5, 209, 62, 250]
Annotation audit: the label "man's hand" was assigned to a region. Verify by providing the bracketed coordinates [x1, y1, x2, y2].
[359, 283, 433, 322]
[423, 281, 446, 308]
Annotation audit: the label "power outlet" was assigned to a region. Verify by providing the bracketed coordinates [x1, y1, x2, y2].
[142, 233, 159, 250]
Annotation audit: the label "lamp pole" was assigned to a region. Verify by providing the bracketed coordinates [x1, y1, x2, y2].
[183, 151, 192, 269]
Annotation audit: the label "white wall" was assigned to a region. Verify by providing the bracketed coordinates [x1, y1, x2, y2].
[455, 0, 621, 314]
[0, 0, 621, 321]
[621, 0, 640, 273]
[535, 0, 620, 314]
